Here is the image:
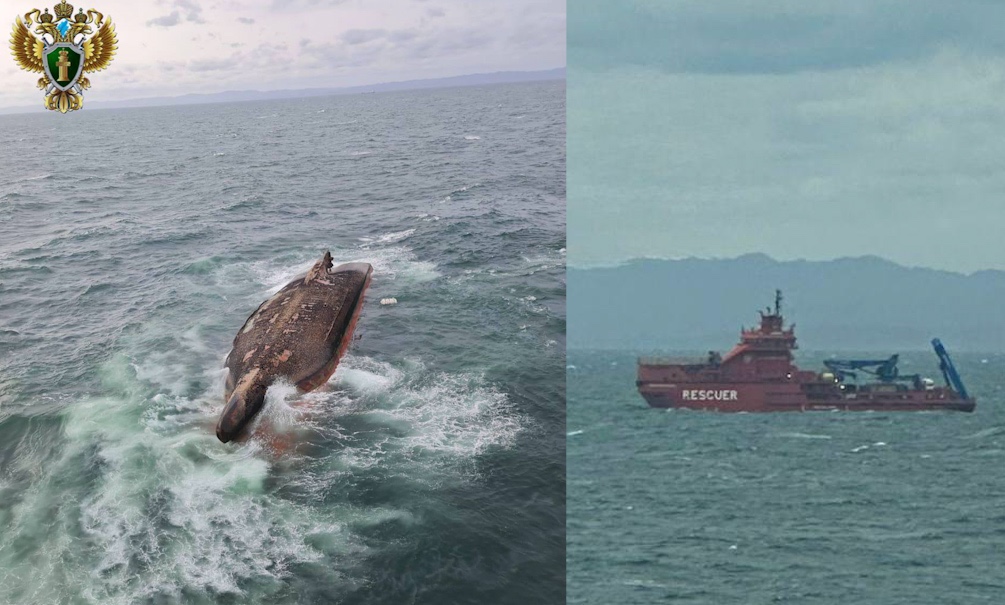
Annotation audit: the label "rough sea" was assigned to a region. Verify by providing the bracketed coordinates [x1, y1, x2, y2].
[0, 81, 565, 604]
[568, 349, 1005, 604]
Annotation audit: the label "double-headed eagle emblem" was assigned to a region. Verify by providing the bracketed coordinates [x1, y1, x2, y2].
[9, 1, 116, 113]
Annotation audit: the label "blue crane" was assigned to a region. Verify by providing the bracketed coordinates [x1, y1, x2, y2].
[823, 355, 910, 383]
[932, 338, 970, 399]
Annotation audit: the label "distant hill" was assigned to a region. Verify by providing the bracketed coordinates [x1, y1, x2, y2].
[0, 67, 565, 115]
[568, 254, 1005, 352]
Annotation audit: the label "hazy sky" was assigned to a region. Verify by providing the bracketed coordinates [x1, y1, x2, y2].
[1, 0, 564, 108]
[568, 0, 1005, 273]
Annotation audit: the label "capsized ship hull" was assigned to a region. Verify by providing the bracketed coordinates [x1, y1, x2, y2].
[636, 291, 975, 413]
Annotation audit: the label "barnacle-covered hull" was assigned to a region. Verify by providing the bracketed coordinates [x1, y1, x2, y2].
[216, 253, 372, 442]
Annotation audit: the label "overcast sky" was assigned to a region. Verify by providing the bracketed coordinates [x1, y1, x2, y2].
[1, 0, 564, 108]
[568, 0, 1005, 273]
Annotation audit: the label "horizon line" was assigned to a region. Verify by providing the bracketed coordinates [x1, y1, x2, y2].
[0, 66, 567, 116]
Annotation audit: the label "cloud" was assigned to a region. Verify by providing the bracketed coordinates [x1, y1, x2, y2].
[3, 0, 565, 112]
[570, 0, 1005, 75]
[568, 1, 1005, 272]
[389, 29, 418, 43]
[175, 0, 206, 23]
[340, 29, 388, 45]
[146, 12, 181, 27]
[148, 0, 204, 27]
[188, 58, 231, 72]
[569, 50, 1005, 272]
[270, 0, 351, 9]
[409, 27, 493, 58]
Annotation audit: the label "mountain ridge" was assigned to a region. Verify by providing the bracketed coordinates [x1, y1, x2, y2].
[568, 254, 1005, 352]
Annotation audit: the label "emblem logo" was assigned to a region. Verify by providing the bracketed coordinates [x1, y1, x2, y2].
[9, 1, 117, 113]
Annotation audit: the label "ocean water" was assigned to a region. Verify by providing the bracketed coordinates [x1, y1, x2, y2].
[568, 349, 1005, 604]
[0, 81, 565, 604]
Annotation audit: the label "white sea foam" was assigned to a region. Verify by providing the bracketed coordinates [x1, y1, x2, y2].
[371, 228, 416, 244]
[2, 243, 514, 600]
[329, 356, 522, 460]
[241, 232, 439, 291]
[337, 361, 401, 394]
[621, 579, 668, 589]
[776, 432, 832, 440]
[367, 371, 520, 458]
[248, 259, 316, 294]
[0, 348, 449, 601]
[198, 354, 527, 499]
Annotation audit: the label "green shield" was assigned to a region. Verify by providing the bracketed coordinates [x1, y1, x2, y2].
[44, 44, 83, 91]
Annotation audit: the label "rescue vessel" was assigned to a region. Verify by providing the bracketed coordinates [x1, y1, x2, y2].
[636, 291, 975, 412]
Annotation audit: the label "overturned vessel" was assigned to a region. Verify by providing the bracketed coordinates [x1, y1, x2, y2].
[217, 252, 373, 442]
[636, 291, 975, 412]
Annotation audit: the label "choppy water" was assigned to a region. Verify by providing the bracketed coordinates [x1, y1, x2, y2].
[568, 349, 1005, 604]
[0, 81, 565, 604]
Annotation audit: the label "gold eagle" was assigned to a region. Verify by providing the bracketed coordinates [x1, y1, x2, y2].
[9, 6, 117, 112]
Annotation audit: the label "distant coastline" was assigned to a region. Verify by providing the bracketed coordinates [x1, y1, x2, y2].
[568, 253, 1005, 352]
[0, 67, 566, 116]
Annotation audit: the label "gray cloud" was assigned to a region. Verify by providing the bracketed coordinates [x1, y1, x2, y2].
[340, 29, 388, 45]
[389, 29, 418, 43]
[570, 0, 1005, 75]
[188, 42, 293, 73]
[270, 0, 351, 9]
[147, 0, 204, 27]
[176, 0, 206, 23]
[147, 12, 181, 27]
[188, 58, 230, 72]
[569, 4, 1005, 272]
[4, 0, 565, 111]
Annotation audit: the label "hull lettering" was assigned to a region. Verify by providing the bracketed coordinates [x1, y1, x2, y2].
[681, 389, 738, 402]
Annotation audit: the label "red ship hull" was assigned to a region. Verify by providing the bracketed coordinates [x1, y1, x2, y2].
[636, 291, 976, 413]
[637, 382, 975, 412]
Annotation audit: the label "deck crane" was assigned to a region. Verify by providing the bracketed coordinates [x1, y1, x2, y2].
[823, 355, 919, 385]
[932, 338, 970, 399]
